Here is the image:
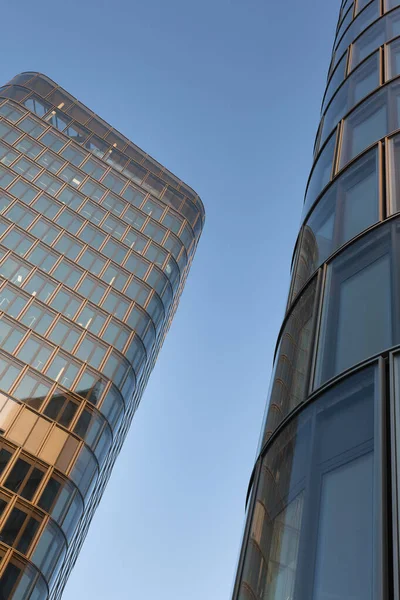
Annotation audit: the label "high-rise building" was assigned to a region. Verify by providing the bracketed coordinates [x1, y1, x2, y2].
[0, 72, 204, 599]
[232, 1, 400, 599]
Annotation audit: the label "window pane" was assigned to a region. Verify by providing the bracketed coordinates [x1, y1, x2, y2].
[340, 90, 387, 167]
[264, 278, 317, 440]
[315, 224, 393, 386]
[239, 367, 375, 600]
[292, 149, 379, 302]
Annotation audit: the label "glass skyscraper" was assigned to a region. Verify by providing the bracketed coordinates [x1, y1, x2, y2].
[0, 72, 204, 599]
[232, 1, 400, 599]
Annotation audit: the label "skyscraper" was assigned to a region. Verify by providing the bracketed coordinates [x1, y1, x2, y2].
[232, 1, 400, 598]
[0, 72, 204, 599]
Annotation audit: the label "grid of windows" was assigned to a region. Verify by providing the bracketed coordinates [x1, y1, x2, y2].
[233, 3, 400, 600]
[0, 75, 204, 599]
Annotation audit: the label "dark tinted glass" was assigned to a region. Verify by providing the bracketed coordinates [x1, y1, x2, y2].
[239, 367, 375, 600]
[38, 477, 61, 513]
[4, 459, 30, 493]
[21, 467, 44, 501]
[263, 278, 318, 441]
[1, 507, 27, 546]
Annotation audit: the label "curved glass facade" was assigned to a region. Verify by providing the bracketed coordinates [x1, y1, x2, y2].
[230, 1, 400, 598]
[0, 73, 204, 599]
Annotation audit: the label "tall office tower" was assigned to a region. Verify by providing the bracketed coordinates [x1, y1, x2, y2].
[0, 72, 204, 599]
[231, 1, 400, 599]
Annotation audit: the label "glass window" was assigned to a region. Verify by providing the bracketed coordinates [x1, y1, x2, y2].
[37, 149, 65, 174]
[102, 192, 126, 216]
[303, 133, 337, 219]
[322, 52, 348, 115]
[292, 149, 379, 302]
[0, 102, 24, 123]
[18, 115, 45, 138]
[79, 199, 105, 225]
[102, 290, 130, 321]
[239, 366, 377, 600]
[26, 243, 58, 272]
[8, 179, 38, 203]
[44, 390, 78, 428]
[48, 319, 81, 352]
[1, 507, 39, 553]
[12, 369, 51, 410]
[60, 144, 86, 167]
[122, 184, 145, 207]
[14, 136, 42, 159]
[35, 172, 63, 196]
[315, 222, 394, 386]
[123, 160, 147, 184]
[76, 305, 106, 334]
[31, 193, 61, 219]
[53, 232, 83, 260]
[102, 171, 125, 193]
[0, 190, 13, 212]
[76, 275, 106, 304]
[101, 238, 128, 263]
[0, 285, 28, 318]
[101, 264, 129, 290]
[388, 133, 400, 214]
[102, 319, 130, 352]
[23, 272, 57, 303]
[16, 335, 53, 371]
[1, 227, 34, 256]
[74, 368, 106, 405]
[80, 157, 106, 180]
[99, 385, 124, 429]
[124, 206, 145, 229]
[77, 248, 106, 276]
[0, 122, 22, 145]
[39, 129, 66, 152]
[20, 302, 54, 335]
[80, 178, 106, 202]
[340, 88, 389, 167]
[0, 141, 18, 167]
[45, 109, 72, 132]
[321, 52, 380, 147]
[29, 217, 60, 244]
[387, 0, 400, 10]
[57, 185, 85, 210]
[265, 278, 318, 439]
[0, 318, 25, 353]
[335, 0, 380, 61]
[49, 288, 82, 319]
[351, 8, 400, 70]
[0, 255, 32, 286]
[0, 164, 16, 189]
[4, 202, 36, 229]
[102, 215, 127, 239]
[69, 445, 97, 497]
[336, 6, 353, 44]
[38, 475, 62, 514]
[31, 520, 65, 580]
[55, 207, 84, 234]
[58, 165, 84, 188]
[45, 352, 80, 389]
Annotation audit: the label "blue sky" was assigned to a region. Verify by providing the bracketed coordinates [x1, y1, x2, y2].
[1, 0, 340, 598]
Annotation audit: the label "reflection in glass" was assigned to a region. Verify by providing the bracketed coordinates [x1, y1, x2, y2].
[303, 133, 336, 219]
[263, 278, 317, 442]
[321, 52, 379, 146]
[239, 366, 376, 600]
[315, 222, 393, 386]
[292, 148, 379, 301]
[340, 87, 388, 167]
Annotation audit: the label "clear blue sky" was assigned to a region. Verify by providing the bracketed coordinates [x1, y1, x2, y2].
[1, 1, 340, 598]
